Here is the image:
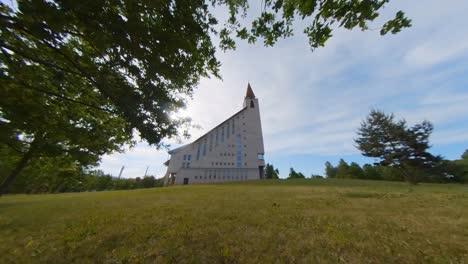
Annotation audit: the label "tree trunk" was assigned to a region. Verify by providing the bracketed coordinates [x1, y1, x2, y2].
[399, 164, 418, 185]
[0, 147, 34, 196]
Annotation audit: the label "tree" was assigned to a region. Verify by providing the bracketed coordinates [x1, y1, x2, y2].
[336, 159, 350, 178]
[355, 110, 440, 184]
[265, 163, 280, 179]
[310, 174, 323, 179]
[462, 150, 468, 160]
[288, 167, 305, 179]
[348, 162, 364, 179]
[362, 164, 381, 180]
[324, 161, 337, 178]
[0, 1, 411, 194]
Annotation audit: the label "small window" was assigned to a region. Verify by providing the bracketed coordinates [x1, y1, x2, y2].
[257, 153, 264, 160]
[250, 100, 255, 108]
[188, 155, 191, 160]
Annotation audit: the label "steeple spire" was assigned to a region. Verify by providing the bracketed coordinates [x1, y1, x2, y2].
[245, 83, 256, 99]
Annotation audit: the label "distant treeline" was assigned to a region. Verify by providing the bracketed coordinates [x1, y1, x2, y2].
[324, 154, 468, 183]
[0, 147, 164, 194]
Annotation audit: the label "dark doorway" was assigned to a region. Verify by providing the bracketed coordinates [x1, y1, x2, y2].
[170, 173, 176, 185]
[183, 178, 189, 185]
[259, 166, 264, 179]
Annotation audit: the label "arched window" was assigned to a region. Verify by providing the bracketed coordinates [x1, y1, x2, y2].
[250, 100, 255, 108]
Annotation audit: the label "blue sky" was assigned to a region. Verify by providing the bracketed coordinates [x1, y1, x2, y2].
[100, 0, 468, 178]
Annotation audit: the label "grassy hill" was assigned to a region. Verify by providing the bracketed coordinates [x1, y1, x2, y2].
[1, 179, 467, 263]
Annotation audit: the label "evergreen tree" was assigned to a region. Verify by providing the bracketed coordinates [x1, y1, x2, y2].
[324, 161, 337, 178]
[288, 168, 305, 179]
[355, 110, 440, 184]
[462, 150, 468, 160]
[348, 162, 365, 179]
[336, 159, 350, 178]
[362, 164, 381, 180]
[265, 163, 280, 179]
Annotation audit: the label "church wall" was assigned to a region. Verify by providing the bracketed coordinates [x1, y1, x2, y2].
[164, 86, 265, 185]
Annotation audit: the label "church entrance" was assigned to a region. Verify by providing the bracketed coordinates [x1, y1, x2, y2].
[259, 166, 264, 179]
[183, 178, 189, 185]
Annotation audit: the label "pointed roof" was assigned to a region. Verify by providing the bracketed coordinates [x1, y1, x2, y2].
[245, 83, 256, 99]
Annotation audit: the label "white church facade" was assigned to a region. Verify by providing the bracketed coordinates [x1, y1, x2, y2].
[163, 84, 265, 185]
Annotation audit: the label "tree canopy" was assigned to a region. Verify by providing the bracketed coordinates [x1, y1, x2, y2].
[288, 167, 305, 179]
[265, 163, 280, 179]
[355, 110, 440, 184]
[0, 0, 411, 194]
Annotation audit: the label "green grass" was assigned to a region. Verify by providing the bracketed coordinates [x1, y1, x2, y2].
[1, 179, 468, 263]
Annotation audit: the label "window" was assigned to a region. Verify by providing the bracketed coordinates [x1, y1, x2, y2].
[227, 122, 230, 138]
[210, 134, 213, 151]
[257, 153, 264, 160]
[250, 100, 255, 108]
[216, 129, 219, 145]
[188, 155, 191, 160]
[221, 126, 224, 142]
[196, 143, 201, 160]
[182, 162, 185, 168]
[236, 134, 242, 168]
[203, 139, 207, 156]
[187, 163, 190, 168]
[183, 155, 186, 160]
[232, 120, 235, 134]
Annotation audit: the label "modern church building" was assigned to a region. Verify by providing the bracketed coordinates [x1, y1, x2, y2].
[163, 84, 265, 185]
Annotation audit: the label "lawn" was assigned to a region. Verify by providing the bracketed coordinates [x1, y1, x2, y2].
[0, 179, 467, 263]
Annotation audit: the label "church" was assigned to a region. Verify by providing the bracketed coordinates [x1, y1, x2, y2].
[163, 84, 265, 185]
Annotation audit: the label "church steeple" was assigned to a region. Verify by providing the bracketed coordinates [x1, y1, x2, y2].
[245, 83, 256, 99]
[244, 83, 257, 108]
